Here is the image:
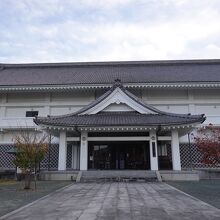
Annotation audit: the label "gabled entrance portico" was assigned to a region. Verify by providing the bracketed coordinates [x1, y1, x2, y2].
[50, 127, 196, 172]
[34, 80, 206, 172]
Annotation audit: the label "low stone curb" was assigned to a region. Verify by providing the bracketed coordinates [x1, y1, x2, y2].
[0, 182, 74, 220]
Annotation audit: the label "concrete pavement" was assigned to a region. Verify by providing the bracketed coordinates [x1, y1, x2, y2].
[1, 182, 220, 220]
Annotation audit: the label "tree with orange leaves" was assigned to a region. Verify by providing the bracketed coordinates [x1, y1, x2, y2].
[194, 124, 220, 167]
[13, 131, 49, 190]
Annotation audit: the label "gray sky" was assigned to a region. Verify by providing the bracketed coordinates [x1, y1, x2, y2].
[0, 0, 220, 63]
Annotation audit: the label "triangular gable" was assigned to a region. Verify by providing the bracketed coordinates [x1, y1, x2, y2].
[34, 80, 206, 129]
[79, 86, 160, 115]
[102, 103, 134, 112]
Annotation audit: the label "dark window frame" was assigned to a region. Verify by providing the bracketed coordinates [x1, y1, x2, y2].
[25, 111, 39, 117]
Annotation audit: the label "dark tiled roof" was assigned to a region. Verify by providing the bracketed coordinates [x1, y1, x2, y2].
[34, 111, 205, 127]
[1, 59, 220, 86]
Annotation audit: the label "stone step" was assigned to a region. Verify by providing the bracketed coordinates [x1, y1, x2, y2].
[80, 170, 158, 183]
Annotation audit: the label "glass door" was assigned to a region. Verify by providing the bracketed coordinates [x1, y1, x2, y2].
[88, 141, 150, 170]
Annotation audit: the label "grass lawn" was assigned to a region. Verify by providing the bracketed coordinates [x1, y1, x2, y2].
[0, 180, 72, 217]
[168, 180, 220, 209]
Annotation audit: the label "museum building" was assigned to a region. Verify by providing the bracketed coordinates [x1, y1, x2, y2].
[1, 59, 220, 172]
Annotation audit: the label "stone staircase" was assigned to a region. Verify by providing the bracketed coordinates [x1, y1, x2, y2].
[79, 170, 158, 183]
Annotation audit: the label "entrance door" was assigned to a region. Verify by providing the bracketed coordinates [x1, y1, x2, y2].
[116, 148, 126, 169]
[157, 141, 172, 170]
[88, 141, 150, 170]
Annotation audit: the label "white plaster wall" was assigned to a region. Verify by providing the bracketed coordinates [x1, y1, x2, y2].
[1, 131, 18, 144]
[51, 90, 95, 104]
[154, 105, 189, 114]
[0, 131, 39, 144]
[194, 104, 220, 125]
[1, 88, 220, 119]
[0, 130, 59, 144]
[6, 107, 44, 117]
[195, 105, 220, 115]
[0, 90, 95, 118]
[1, 87, 220, 145]
[7, 92, 45, 103]
[103, 103, 134, 112]
[142, 88, 188, 101]
[50, 106, 81, 116]
[193, 89, 220, 100]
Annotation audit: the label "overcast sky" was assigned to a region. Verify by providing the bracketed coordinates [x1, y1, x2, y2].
[0, 0, 220, 63]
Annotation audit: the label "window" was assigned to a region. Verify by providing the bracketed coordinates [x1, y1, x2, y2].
[25, 111, 38, 117]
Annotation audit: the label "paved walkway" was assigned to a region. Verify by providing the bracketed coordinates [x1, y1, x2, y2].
[2, 182, 220, 220]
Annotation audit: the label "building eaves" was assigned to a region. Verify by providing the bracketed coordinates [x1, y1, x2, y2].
[2, 58, 220, 68]
[1, 59, 220, 88]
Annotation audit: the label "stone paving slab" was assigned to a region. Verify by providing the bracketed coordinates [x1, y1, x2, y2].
[168, 180, 220, 209]
[0, 180, 71, 217]
[1, 182, 220, 220]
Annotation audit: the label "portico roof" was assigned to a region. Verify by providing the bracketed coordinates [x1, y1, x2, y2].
[34, 111, 205, 127]
[34, 81, 206, 129]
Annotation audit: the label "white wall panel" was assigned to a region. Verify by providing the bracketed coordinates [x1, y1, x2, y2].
[205, 116, 220, 125]
[195, 105, 220, 115]
[1, 88, 220, 132]
[0, 131, 43, 144]
[179, 135, 189, 143]
[143, 89, 188, 101]
[103, 103, 134, 112]
[50, 106, 81, 116]
[1, 132, 15, 143]
[0, 107, 6, 117]
[51, 91, 95, 104]
[193, 89, 220, 100]
[6, 107, 44, 117]
[7, 92, 45, 103]
[155, 105, 189, 114]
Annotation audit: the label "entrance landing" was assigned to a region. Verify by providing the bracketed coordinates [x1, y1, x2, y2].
[80, 170, 158, 182]
[39, 170, 200, 181]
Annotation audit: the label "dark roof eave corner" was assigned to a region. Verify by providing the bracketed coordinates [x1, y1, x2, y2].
[201, 114, 206, 123]
[33, 115, 39, 125]
[0, 64, 4, 70]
